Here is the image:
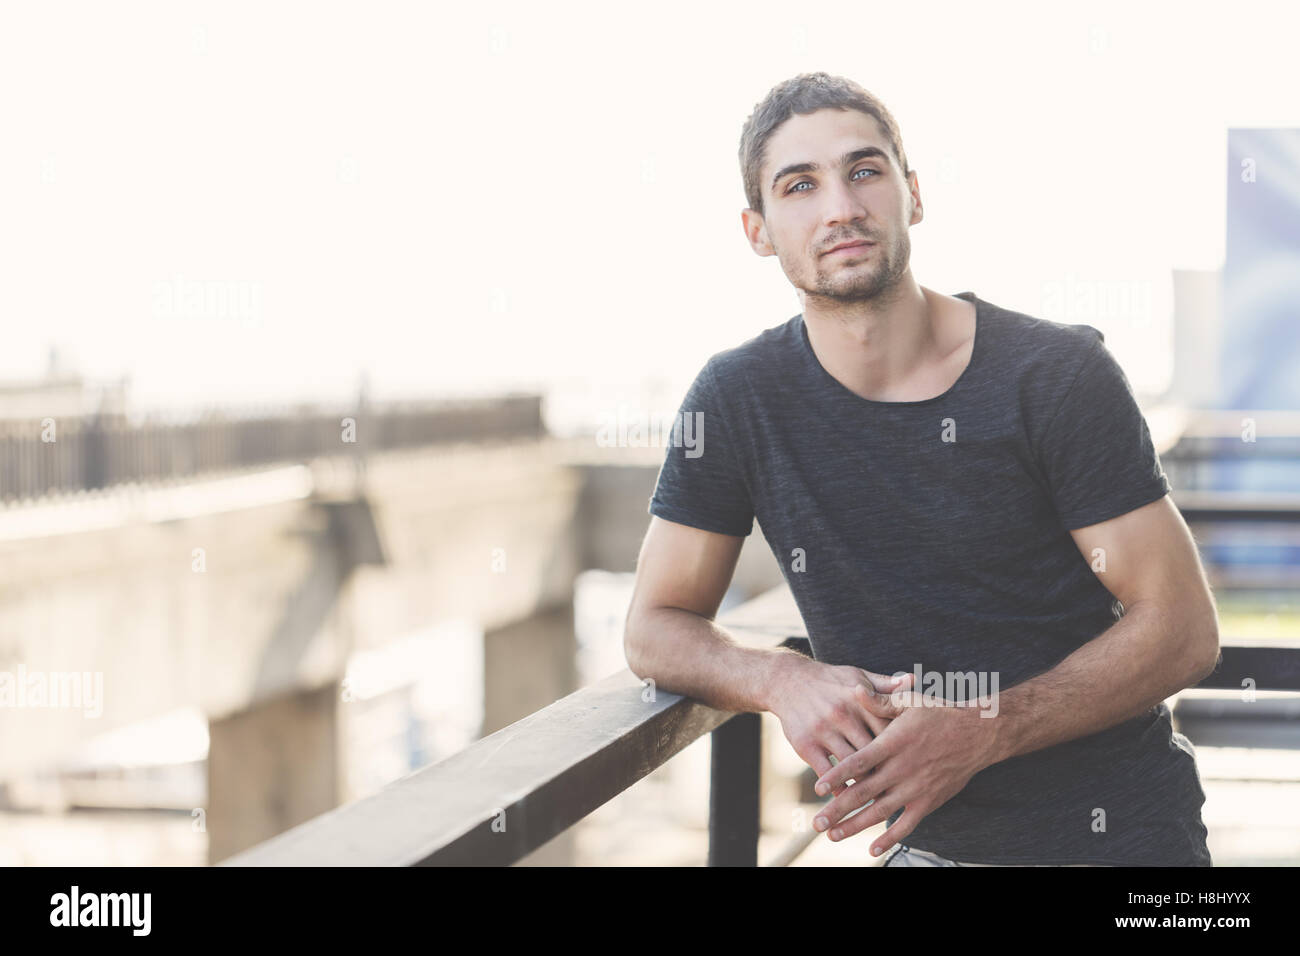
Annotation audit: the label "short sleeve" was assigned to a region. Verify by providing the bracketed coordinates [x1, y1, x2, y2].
[1036, 338, 1171, 530]
[648, 359, 755, 537]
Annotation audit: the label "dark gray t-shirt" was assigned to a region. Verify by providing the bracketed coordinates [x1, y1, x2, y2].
[648, 290, 1211, 866]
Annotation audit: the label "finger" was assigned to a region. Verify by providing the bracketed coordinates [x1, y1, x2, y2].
[814, 770, 894, 834]
[824, 732, 855, 764]
[821, 733, 858, 795]
[856, 673, 913, 737]
[815, 736, 890, 796]
[864, 670, 913, 694]
[795, 741, 835, 785]
[831, 720, 873, 775]
[861, 707, 890, 739]
[829, 790, 902, 843]
[854, 683, 907, 721]
[840, 734, 873, 788]
[826, 728, 857, 775]
[792, 734, 852, 796]
[869, 805, 924, 858]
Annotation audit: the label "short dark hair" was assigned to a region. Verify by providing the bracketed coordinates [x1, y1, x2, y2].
[738, 72, 911, 217]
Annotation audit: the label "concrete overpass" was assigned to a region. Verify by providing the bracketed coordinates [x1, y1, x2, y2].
[0, 435, 784, 861]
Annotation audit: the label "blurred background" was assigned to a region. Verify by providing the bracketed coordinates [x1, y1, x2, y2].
[1, 0, 1298, 866]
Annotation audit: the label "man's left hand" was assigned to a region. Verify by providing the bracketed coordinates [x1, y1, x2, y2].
[809, 688, 1003, 858]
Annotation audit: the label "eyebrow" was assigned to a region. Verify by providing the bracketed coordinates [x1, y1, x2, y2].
[769, 146, 891, 194]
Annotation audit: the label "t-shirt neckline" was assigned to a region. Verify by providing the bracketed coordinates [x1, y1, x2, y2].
[796, 291, 983, 408]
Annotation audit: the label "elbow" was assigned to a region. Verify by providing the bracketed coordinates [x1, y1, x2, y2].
[624, 642, 645, 681]
[623, 608, 650, 678]
[1186, 612, 1222, 685]
[625, 605, 673, 685]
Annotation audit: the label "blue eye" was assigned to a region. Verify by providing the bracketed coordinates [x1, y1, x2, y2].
[786, 167, 878, 194]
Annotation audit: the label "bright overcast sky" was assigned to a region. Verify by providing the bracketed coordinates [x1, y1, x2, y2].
[2, 0, 1296, 422]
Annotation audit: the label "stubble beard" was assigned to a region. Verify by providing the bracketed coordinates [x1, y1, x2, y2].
[798, 229, 909, 306]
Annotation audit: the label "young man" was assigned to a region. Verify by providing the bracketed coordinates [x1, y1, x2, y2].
[623, 72, 1220, 866]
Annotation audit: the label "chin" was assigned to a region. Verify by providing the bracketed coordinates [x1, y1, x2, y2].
[819, 272, 878, 295]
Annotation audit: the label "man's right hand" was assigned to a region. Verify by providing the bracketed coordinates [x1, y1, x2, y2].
[766, 656, 914, 797]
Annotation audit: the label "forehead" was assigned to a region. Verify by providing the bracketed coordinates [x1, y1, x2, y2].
[762, 108, 891, 182]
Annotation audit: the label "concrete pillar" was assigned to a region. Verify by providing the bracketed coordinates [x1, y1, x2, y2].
[484, 603, 579, 865]
[206, 681, 341, 864]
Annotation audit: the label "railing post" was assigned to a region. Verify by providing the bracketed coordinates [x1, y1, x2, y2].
[708, 711, 761, 866]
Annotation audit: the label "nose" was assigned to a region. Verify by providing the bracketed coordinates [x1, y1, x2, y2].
[821, 175, 869, 230]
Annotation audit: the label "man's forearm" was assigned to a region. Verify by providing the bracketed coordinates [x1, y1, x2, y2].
[985, 600, 1218, 766]
[624, 606, 806, 714]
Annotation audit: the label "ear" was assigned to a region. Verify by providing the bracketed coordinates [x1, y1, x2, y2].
[907, 170, 924, 226]
[740, 207, 775, 256]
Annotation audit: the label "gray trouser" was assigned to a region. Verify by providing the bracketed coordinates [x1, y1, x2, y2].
[882, 844, 1103, 867]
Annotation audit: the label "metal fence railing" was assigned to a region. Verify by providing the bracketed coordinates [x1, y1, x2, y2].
[0, 394, 543, 504]
[222, 575, 1300, 868]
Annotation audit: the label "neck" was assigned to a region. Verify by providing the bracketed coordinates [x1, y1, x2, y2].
[803, 277, 946, 401]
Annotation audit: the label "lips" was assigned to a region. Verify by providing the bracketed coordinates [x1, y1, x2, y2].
[825, 241, 874, 256]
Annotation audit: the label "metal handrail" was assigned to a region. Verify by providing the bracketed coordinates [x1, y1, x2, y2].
[221, 582, 1300, 866]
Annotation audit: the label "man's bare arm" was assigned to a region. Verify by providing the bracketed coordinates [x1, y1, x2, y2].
[624, 516, 910, 792]
[623, 516, 799, 713]
[811, 494, 1222, 853]
[984, 493, 1221, 764]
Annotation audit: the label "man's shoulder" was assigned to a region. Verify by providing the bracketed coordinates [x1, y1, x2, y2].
[700, 314, 802, 381]
[976, 296, 1130, 440]
[979, 295, 1106, 376]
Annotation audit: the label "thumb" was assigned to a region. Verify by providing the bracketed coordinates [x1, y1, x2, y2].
[855, 681, 906, 718]
[865, 670, 913, 693]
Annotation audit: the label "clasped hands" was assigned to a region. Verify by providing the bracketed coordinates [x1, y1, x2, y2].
[768, 658, 1003, 858]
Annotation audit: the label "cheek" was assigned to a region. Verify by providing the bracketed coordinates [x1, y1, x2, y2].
[772, 235, 807, 268]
